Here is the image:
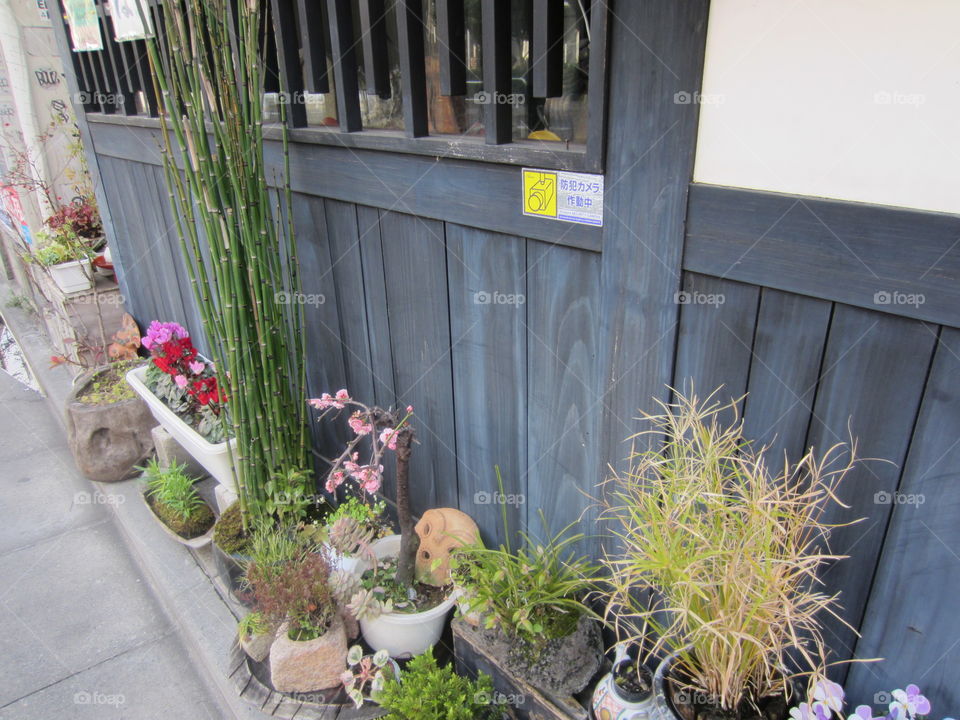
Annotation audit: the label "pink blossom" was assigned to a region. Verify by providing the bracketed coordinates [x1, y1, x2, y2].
[189, 360, 205, 374]
[309, 389, 351, 410]
[379, 427, 399, 451]
[348, 411, 373, 437]
[174, 374, 188, 389]
[325, 470, 346, 494]
[356, 465, 383, 494]
[335, 389, 350, 402]
[406, 405, 413, 414]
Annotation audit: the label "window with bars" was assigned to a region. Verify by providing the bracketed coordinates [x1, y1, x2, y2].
[63, 0, 609, 171]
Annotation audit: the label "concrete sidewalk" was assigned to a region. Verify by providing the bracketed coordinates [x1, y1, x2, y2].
[0, 367, 227, 719]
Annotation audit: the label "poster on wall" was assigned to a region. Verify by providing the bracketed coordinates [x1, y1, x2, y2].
[111, 0, 153, 41]
[63, 0, 103, 51]
[36, 0, 50, 21]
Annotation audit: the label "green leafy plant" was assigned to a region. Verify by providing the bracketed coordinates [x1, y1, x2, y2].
[31, 227, 95, 267]
[326, 495, 390, 546]
[242, 526, 335, 641]
[77, 360, 140, 405]
[598, 387, 860, 712]
[140, 458, 213, 538]
[255, 467, 315, 526]
[377, 648, 500, 720]
[238, 611, 270, 639]
[451, 468, 598, 658]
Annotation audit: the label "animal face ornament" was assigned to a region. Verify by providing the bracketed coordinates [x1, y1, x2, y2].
[414, 508, 480, 586]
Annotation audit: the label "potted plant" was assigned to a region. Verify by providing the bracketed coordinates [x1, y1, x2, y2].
[340, 645, 399, 708]
[126, 321, 235, 488]
[598, 388, 860, 720]
[242, 526, 347, 692]
[31, 226, 96, 294]
[591, 643, 655, 720]
[450, 498, 602, 698]
[64, 316, 157, 482]
[237, 611, 276, 663]
[376, 647, 502, 720]
[319, 494, 391, 573]
[139, 458, 215, 548]
[309, 390, 456, 658]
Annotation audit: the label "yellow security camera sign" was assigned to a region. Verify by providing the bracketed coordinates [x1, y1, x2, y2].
[522, 167, 604, 226]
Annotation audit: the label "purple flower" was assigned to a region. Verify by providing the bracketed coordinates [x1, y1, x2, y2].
[890, 686, 931, 720]
[849, 706, 882, 720]
[142, 320, 189, 351]
[814, 679, 846, 715]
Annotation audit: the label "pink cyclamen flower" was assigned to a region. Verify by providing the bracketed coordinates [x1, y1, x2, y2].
[325, 470, 346, 494]
[379, 427, 399, 451]
[174, 374, 188, 389]
[348, 411, 373, 437]
[189, 360, 205, 374]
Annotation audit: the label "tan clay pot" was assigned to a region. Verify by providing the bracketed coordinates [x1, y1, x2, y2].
[269, 614, 347, 693]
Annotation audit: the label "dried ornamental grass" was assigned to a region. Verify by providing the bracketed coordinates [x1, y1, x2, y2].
[599, 388, 861, 712]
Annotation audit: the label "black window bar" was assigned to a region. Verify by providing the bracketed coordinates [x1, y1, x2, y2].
[56, 0, 611, 172]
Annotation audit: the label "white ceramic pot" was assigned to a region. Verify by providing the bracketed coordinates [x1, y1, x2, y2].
[49, 258, 93, 294]
[126, 365, 237, 490]
[591, 643, 656, 720]
[359, 534, 455, 658]
[327, 545, 366, 575]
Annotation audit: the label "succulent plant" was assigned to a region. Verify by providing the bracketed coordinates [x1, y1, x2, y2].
[330, 568, 361, 605]
[347, 588, 392, 622]
[327, 515, 374, 557]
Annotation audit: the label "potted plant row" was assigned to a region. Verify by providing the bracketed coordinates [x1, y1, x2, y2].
[126, 321, 235, 489]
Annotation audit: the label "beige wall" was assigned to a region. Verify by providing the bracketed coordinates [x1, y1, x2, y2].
[694, 0, 960, 215]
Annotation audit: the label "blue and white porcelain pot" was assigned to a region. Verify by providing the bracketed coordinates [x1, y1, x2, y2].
[592, 643, 657, 720]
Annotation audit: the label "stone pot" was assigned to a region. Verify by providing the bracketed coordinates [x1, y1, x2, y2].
[270, 614, 347, 693]
[65, 366, 157, 482]
[240, 624, 277, 663]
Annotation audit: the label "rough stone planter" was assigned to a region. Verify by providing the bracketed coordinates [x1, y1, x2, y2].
[452, 617, 599, 720]
[270, 614, 347, 693]
[141, 489, 215, 549]
[359, 534, 456, 658]
[126, 364, 237, 490]
[65, 366, 157, 482]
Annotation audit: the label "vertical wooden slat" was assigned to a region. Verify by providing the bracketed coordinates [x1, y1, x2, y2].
[447, 224, 527, 548]
[72, 51, 99, 112]
[270, 0, 308, 127]
[296, 0, 329, 94]
[672, 273, 761, 426]
[90, 48, 116, 114]
[480, 0, 511, 144]
[805, 306, 937, 680]
[129, 40, 158, 116]
[584, 0, 609, 169]
[526, 240, 601, 557]
[845, 328, 960, 710]
[395, 0, 428, 137]
[358, 0, 390, 97]
[532, 0, 563, 97]
[325, 0, 362, 132]
[436, 0, 466, 96]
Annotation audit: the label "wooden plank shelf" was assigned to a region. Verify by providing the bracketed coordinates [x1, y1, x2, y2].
[227, 643, 386, 719]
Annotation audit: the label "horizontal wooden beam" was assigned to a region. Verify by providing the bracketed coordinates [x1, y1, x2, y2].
[86, 119, 603, 252]
[684, 183, 960, 327]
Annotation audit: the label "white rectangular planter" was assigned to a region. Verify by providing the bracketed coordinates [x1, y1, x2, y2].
[49, 258, 93, 294]
[126, 365, 237, 491]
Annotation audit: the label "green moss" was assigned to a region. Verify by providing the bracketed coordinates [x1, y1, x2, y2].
[149, 492, 214, 539]
[78, 363, 140, 405]
[213, 501, 251, 555]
